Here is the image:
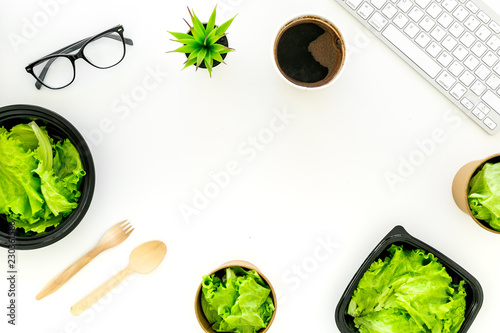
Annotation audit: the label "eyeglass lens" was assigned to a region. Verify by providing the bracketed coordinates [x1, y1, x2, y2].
[32, 56, 74, 89]
[83, 31, 125, 69]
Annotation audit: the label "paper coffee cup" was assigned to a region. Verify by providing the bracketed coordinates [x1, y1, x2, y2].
[273, 14, 347, 90]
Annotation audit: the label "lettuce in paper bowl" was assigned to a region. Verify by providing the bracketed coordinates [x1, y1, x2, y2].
[468, 162, 500, 231]
[452, 154, 500, 234]
[195, 261, 276, 333]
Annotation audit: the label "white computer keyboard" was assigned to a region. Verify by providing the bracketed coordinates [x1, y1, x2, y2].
[335, 0, 500, 135]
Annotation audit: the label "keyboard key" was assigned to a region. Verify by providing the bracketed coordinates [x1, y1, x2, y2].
[483, 90, 500, 114]
[451, 82, 467, 98]
[494, 63, 500, 75]
[437, 71, 456, 90]
[475, 64, 491, 80]
[404, 22, 420, 38]
[460, 71, 475, 85]
[442, 0, 458, 12]
[371, 0, 386, 9]
[465, 1, 478, 13]
[489, 21, 500, 34]
[427, 3, 443, 18]
[427, 42, 443, 57]
[394, 13, 410, 28]
[484, 117, 497, 130]
[449, 61, 465, 76]
[382, 24, 442, 78]
[382, 3, 398, 19]
[358, 2, 375, 19]
[486, 36, 500, 52]
[461, 97, 474, 109]
[464, 54, 480, 70]
[460, 32, 476, 47]
[464, 16, 480, 31]
[453, 45, 468, 60]
[471, 42, 487, 57]
[409, 7, 425, 21]
[478, 11, 490, 23]
[438, 52, 453, 66]
[478, 102, 490, 114]
[416, 0, 431, 8]
[438, 12, 454, 28]
[397, 0, 413, 12]
[486, 74, 500, 89]
[449, 22, 465, 37]
[416, 32, 432, 47]
[483, 52, 498, 67]
[471, 81, 486, 95]
[453, 6, 469, 22]
[347, 0, 364, 9]
[369, 12, 389, 31]
[442, 36, 458, 51]
[431, 26, 447, 41]
[472, 108, 486, 119]
[475, 26, 492, 42]
[419, 16, 435, 31]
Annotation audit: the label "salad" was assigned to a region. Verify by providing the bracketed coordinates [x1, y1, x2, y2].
[0, 121, 85, 234]
[468, 162, 500, 231]
[347, 245, 467, 333]
[201, 266, 275, 333]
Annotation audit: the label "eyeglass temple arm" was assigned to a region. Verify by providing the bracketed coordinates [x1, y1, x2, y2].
[34, 35, 134, 89]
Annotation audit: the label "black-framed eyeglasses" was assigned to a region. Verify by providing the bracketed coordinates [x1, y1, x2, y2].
[25, 25, 133, 90]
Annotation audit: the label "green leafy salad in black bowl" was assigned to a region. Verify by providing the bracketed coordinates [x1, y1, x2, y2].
[335, 226, 483, 333]
[0, 105, 95, 250]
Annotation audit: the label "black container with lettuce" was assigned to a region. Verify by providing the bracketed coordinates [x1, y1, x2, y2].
[335, 226, 483, 333]
[0, 105, 95, 250]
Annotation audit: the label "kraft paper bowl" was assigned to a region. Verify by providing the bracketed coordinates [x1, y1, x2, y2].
[452, 153, 500, 234]
[195, 260, 277, 333]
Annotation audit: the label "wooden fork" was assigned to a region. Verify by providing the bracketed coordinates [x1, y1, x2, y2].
[36, 220, 134, 300]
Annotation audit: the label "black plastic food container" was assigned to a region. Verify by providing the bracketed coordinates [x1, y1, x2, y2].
[335, 225, 483, 333]
[0, 104, 95, 250]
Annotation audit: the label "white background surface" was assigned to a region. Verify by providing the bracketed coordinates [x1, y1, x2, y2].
[1, 0, 500, 332]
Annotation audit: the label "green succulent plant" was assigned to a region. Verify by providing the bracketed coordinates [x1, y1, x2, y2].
[168, 6, 236, 77]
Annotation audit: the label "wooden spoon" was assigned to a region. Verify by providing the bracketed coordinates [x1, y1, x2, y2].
[36, 220, 133, 300]
[70, 240, 167, 316]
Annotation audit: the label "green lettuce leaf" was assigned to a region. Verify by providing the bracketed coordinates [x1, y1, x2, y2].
[468, 162, 500, 231]
[8, 123, 42, 151]
[53, 139, 85, 198]
[0, 129, 44, 222]
[0, 121, 85, 234]
[201, 267, 275, 333]
[13, 215, 63, 234]
[347, 245, 466, 333]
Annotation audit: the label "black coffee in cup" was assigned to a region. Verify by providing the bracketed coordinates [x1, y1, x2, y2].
[274, 16, 346, 88]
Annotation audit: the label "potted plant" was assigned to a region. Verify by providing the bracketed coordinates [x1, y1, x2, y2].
[168, 6, 236, 77]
